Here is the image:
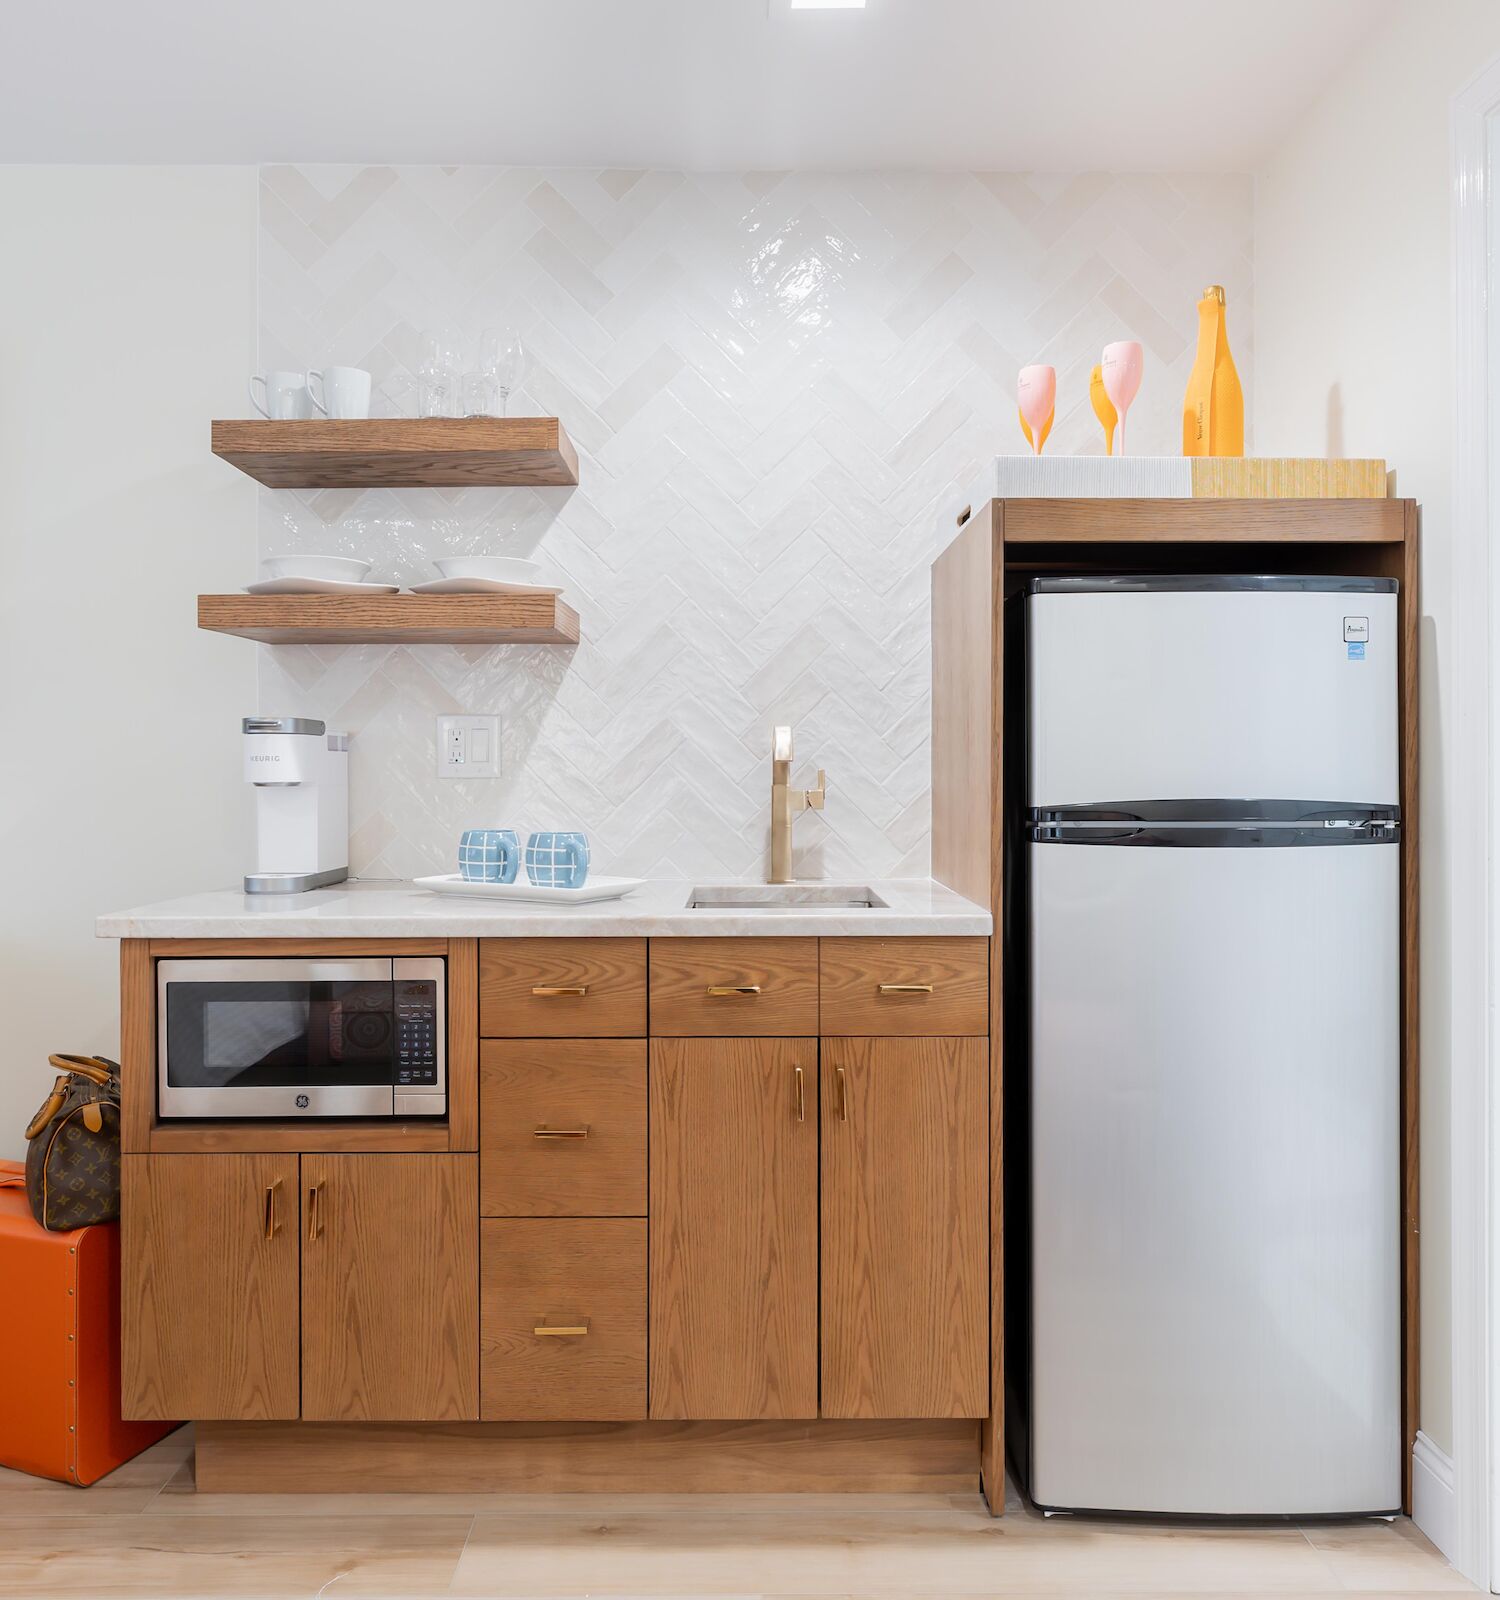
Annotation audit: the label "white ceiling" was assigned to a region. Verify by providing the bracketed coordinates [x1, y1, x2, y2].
[1, 0, 1390, 170]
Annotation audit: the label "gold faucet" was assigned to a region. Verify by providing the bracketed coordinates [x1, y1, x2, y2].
[770, 725, 826, 884]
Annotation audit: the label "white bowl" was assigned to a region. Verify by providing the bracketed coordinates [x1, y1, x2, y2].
[433, 556, 543, 585]
[261, 554, 372, 583]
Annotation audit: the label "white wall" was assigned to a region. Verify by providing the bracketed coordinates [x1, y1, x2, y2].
[1254, 0, 1500, 1462]
[0, 167, 259, 1160]
[254, 167, 1253, 884]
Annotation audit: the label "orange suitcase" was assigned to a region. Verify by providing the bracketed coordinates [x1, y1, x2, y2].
[0, 1160, 176, 1484]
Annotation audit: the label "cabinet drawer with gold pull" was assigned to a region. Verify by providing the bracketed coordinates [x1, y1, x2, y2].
[479, 937, 645, 1037]
[480, 1219, 646, 1420]
[819, 937, 988, 1036]
[649, 937, 817, 1036]
[480, 1040, 646, 1216]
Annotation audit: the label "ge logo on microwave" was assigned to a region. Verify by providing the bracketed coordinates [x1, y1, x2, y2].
[295, 1094, 310, 1109]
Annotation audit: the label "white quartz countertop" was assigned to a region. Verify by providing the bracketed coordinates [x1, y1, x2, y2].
[95, 878, 991, 940]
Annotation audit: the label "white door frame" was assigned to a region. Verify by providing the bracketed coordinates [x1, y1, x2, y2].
[1450, 53, 1500, 1594]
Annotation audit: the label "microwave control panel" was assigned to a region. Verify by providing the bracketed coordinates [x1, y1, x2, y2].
[395, 979, 439, 1087]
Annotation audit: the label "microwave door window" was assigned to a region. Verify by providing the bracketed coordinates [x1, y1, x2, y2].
[166, 981, 396, 1089]
[204, 997, 307, 1080]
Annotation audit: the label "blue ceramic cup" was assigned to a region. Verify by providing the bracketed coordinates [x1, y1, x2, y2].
[525, 831, 591, 890]
[458, 828, 519, 883]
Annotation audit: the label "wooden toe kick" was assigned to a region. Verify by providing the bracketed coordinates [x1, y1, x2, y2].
[194, 1418, 981, 1495]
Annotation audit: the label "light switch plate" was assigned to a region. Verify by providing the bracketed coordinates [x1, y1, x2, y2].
[436, 714, 501, 779]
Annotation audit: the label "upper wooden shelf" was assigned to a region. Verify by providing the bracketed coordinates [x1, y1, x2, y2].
[966, 497, 1408, 545]
[210, 417, 579, 488]
[198, 592, 580, 645]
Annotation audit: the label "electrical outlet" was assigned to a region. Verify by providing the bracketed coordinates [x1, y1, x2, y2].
[436, 715, 501, 779]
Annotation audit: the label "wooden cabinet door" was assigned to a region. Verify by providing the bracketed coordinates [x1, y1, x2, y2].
[649, 1038, 818, 1419]
[301, 1154, 478, 1422]
[122, 1153, 299, 1420]
[821, 1037, 988, 1418]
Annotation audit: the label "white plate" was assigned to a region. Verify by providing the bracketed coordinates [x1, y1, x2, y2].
[413, 873, 644, 905]
[244, 577, 401, 596]
[261, 554, 371, 583]
[408, 578, 564, 596]
[434, 556, 542, 584]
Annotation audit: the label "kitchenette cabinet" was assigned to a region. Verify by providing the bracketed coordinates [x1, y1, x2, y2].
[820, 1036, 988, 1419]
[649, 1035, 820, 1420]
[122, 1152, 300, 1421]
[109, 901, 995, 1503]
[123, 1151, 477, 1424]
[299, 1154, 477, 1422]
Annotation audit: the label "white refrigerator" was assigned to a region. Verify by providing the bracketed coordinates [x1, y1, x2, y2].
[1023, 574, 1401, 1516]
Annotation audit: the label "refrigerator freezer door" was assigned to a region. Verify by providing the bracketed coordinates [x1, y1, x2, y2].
[1028, 588, 1398, 808]
[1029, 837, 1400, 1515]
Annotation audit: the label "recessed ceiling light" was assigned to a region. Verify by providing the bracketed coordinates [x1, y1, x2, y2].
[790, 0, 867, 9]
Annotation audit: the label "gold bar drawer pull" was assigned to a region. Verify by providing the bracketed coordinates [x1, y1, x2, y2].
[879, 982, 934, 994]
[534, 1322, 589, 1338]
[533, 1125, 591, 1139]
[706, 983, 762, 997]
[532, 984, 588, 997]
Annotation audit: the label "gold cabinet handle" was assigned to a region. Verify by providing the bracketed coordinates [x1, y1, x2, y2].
[706, 984, 762, 997]
[878, 982, 934, 994]
[534, 1322, 589, 1338]
[263, 1178, 281, 1241]
[794, 1064, 805, 1123]
[836, 1065, 848, 1123]
[306, 1181, 322, 1242]
[533, 984, 588, 997]
[533, 1125, 591, 1139]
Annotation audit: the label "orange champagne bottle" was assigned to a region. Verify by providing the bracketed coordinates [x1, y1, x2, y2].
[1182, 284, 1243, 456]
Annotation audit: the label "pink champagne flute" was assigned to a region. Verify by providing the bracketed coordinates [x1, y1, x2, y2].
[1017, 364, 1056, 456]
[1100, 341, 1144, 454]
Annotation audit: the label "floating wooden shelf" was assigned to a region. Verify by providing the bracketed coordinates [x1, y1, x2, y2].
[198, 592, 580, 645]
[959, 497, 1406, 544]
[210, 417, 579, 488]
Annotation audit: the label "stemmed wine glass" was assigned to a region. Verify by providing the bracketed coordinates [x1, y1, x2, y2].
[1100, 341, 1144, 455]
[479, 327, 528, 417]
[1017, 364, 1056, 456]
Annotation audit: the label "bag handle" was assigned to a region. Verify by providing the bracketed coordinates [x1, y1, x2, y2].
[26, 1077, 70, 1140]
[47, 1054, 118, 1086]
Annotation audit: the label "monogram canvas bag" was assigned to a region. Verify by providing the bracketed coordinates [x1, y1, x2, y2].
[23, 1055, 122, 1231]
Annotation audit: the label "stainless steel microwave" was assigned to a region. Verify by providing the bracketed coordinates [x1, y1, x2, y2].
[156, 957, 446, 1119]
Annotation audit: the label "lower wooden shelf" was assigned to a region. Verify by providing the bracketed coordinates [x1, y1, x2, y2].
[198, 593, 580, 645]
[146, 1119, 453, 1153]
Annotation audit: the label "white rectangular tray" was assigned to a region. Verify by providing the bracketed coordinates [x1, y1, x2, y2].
[413, 873, 645, 905]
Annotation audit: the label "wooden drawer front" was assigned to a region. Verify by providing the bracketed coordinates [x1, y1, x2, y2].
[649, 938, 818, 1036]
[481, 1219, 646, 1420]
[479, 938, 646, 1037]
[479, 1040, 646, 1216]
[819, 937, 988, 1036]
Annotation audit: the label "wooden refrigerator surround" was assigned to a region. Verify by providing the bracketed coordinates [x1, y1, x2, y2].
[118, 932, 997, 1503]
[930, 496, 1421, 1514]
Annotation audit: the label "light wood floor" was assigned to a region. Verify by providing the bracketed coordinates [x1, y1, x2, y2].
[0, 1427, 1472, 1598]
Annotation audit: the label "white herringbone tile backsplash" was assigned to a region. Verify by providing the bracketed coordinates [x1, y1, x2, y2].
[256, 166, 1253, 882]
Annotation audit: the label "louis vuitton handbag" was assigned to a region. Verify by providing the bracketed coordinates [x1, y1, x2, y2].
[22, 1056, 122, 1231]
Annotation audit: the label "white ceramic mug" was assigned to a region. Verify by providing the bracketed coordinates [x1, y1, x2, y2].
[306, 367, 372, 420]
[249, 371, 313, 420]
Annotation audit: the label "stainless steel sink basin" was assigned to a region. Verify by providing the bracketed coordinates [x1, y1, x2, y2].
[687, 884, 887, 910]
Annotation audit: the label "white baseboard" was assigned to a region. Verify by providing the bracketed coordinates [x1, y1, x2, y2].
[1411, 1431, 1458, 1565]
